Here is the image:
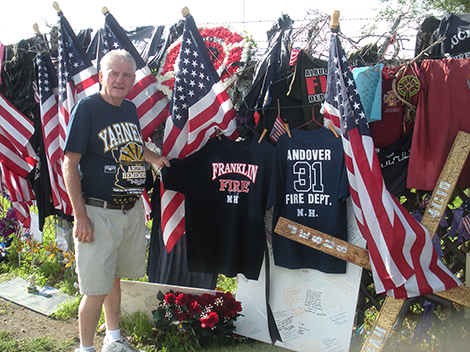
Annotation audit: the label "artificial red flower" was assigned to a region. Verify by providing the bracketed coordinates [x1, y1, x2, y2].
[165, 292, 176, 305]
[189, 300, 202, 317]
[200, 311, 219, 329]
[174, 310, 188, 321]
[175, 292, 193, 306]
[198, 293, 214, 306]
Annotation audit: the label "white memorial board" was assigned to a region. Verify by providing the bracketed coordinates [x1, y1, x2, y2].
[235, 199, 366, 351]
[120, 280, 217, 321]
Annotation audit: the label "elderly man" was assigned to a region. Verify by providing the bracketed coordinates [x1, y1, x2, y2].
[64, 49, 170, 352]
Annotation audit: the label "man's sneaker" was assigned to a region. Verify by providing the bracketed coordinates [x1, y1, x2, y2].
[101, 336, 143, 352]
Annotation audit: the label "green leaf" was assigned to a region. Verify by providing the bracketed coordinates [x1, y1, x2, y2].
[157, 290, 165, 301]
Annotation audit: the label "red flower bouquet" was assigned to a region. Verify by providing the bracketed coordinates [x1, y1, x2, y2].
[153, 290, 242, 346]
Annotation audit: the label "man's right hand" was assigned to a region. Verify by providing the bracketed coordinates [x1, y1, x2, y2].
[73, 215, 94, 243]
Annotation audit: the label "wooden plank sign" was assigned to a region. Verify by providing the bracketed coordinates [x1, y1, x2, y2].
[420, 131, 470, 237]
[360, 296, 406, 352]
[434, 285, 470, 308]
[274, 218, 470, 309]
[274, 217, 371, 271]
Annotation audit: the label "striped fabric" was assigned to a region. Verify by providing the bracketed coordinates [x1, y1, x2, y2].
[0, 94, 37, 227]
[323, 32, 461, 299]
[269, 115, 287, 142]
[50, 12, 99, 215]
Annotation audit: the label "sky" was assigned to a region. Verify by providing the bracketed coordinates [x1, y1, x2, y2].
[0, 0, 383, 46]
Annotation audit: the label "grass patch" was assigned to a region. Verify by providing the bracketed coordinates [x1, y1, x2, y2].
[0, 330, 75, 352]
[121, 311, 155, 345]
[51, 295, 81, 321]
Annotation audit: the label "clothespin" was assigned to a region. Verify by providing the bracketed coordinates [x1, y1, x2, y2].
[215, 127, 222, 140]
[258, 129, 267, 143]
[328, 123, 339, 138]
[285, 123, 291, 138]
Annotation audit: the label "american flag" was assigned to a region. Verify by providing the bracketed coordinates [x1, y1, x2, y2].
[269, 115, 287, 142]
[289, 47, 301, 67]
[99, 12, 170, 141]
[58, 12, 99, 139]
[0, 94, 37, 227]
[323, 32, 461, 298]
[461, 199, 470, 235]
[462, 214, 470, 236]
[53, 13, 99, 216]
[37, 50, 75, 216]
[161, 14, 238, 252]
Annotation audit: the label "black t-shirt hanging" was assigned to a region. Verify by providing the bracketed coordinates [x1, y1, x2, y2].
[433, 13, 470, 58]
[287, 50, 328, 129]
[161, 136, 280, 280]
[272, 128, 349, 273]
[377, 130, 413, 198]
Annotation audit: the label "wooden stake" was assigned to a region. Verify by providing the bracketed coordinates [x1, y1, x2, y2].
[328, 123, 339, 138]
[33, 23, 41, 35]
[52, 1, 61, 14]
[284, 123, 291, 138]
[181, 7, 190, 18]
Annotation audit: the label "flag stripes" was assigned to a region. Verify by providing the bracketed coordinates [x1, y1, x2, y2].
[0, 94, 37, 228]
[269, 115, 287, 142]
[38, 12, 99, 216]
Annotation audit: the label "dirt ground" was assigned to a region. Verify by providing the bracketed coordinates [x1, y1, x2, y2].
[0, 298, 104, 351]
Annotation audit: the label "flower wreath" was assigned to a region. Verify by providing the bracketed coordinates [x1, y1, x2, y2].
[155, 25, 251, 98]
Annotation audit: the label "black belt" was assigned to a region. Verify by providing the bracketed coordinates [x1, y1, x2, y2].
[84, 197, 137, 211]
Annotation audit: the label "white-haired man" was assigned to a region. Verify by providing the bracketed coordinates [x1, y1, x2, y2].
[64, 49, 170, 352]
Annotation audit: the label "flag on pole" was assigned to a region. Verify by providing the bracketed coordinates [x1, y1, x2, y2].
[98, 11, 170, 141]
[37, 51, 69, 215]
[0, 94, 37, 227]
[462, 214, 470, 236]
[161, 14, 238, 252]
[57, 12, 99, 139]
[323, 32, 461, 298]
[51, 11, 100, 216]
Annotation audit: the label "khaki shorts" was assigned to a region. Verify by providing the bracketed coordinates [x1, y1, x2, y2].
[75, 197, 146, 295]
